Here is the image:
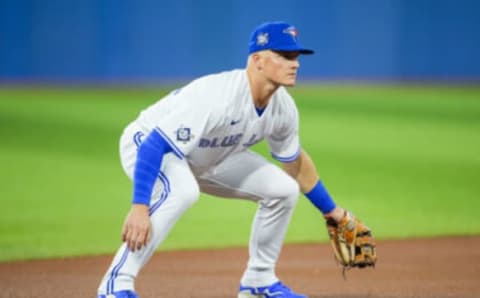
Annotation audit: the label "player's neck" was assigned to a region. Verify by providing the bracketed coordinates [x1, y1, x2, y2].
[246, 68, 279, 108]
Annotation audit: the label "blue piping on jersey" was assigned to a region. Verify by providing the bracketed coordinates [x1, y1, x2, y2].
[271, 145, 301, 162]
[255, 106, 266, 117]
[154, 126, 185, 159]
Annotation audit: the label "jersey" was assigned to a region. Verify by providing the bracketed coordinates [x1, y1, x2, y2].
[134, 69, 301, 172]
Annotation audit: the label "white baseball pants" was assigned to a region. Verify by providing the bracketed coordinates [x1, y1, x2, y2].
[98, 122, 300, 295]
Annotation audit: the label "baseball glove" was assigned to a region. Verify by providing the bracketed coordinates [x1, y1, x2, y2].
[326, 210, 376, 275]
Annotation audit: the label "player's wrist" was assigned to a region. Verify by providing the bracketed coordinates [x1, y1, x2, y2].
[132, 189, 152, 205]
[131, 203, 150, 211]
[304, 180, 336, 214]
[323, 207, 345, 222]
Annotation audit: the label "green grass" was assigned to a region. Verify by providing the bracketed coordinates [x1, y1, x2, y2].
[0, 84, 479, 261]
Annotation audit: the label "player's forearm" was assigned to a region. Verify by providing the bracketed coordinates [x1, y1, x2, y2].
[283, 149, 337, 215]
[133, 129, 172, 205]
[281, 149, 318, 193]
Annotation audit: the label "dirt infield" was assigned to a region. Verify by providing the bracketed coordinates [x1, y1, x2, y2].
[0, 236, 478, 298]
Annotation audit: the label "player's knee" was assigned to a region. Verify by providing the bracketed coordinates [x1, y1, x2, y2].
[281, 177, 300, 209]
[262, 174, 299, 208]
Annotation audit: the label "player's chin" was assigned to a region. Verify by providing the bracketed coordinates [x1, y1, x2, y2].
[273, 76, 297, 87]
[282, 79, 297, 87]
[282, 76, 297, 87]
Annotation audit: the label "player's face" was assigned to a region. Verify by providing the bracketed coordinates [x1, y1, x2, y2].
[261, 50, 301, 87]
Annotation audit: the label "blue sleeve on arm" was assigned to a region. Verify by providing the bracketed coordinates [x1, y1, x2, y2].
[133, 130, 173, 206]
[304, 181, 336, 214]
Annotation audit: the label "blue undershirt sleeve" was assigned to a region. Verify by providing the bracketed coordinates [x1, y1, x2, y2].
[132, 129, 173, 206]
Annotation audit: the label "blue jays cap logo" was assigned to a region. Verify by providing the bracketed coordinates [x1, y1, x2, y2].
[283, 26, 298, 40]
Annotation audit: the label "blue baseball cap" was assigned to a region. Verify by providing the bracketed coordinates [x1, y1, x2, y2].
[248, 21, 314, 55]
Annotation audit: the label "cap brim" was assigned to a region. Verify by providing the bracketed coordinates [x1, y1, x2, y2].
[298, 49, 314, 55]
[271, 44, 314, 55]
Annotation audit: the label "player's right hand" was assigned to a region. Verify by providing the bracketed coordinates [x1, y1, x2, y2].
[122, 204, 152, 252]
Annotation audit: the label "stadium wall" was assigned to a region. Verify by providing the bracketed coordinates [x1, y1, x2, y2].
[1, 0, 479, 82]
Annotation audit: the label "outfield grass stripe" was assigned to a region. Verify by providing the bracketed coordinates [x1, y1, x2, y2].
[1, 85, 479, 261]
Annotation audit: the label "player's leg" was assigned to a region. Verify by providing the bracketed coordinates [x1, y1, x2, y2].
[195, 150, 300, 288]
[97, 123, 199, 296]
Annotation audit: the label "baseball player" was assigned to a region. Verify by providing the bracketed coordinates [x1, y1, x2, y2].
[97, 21, 349, 298]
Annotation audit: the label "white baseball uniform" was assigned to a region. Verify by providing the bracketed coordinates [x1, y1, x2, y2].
[98, 69, 302, 295]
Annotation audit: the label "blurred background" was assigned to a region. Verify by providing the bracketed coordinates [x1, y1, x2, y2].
[1, 0, 479, 262]
[1, 0, 479, 83]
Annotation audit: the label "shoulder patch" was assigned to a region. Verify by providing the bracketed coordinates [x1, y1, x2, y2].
[175, 126, 194, 144]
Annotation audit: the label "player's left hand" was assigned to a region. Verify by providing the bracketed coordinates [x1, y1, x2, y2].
[122, 204, 152, 252]
[325, 210, 377, 273]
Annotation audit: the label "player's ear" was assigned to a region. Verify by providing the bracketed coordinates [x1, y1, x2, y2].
[251, 53, 264, 70]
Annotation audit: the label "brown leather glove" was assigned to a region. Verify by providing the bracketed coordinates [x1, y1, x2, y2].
[326, 211, 377, 274]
